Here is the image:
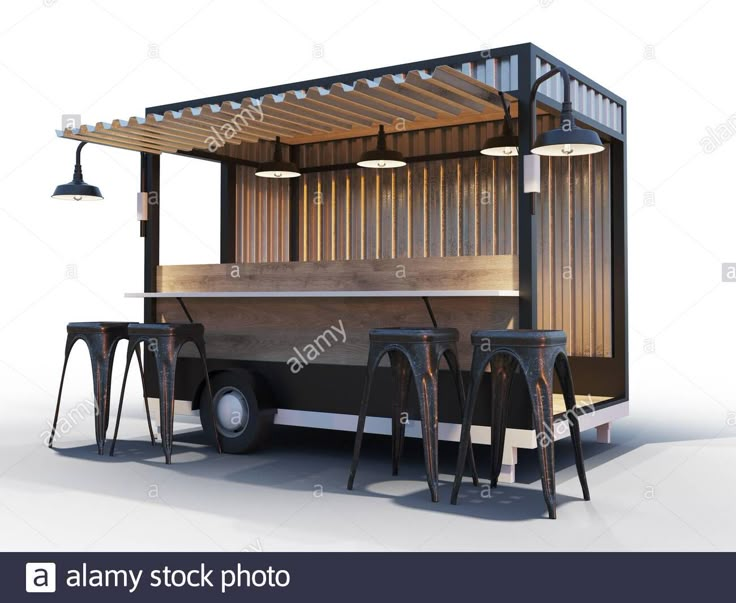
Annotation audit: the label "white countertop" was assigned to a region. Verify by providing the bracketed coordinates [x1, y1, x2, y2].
[125, 290, 520, 299]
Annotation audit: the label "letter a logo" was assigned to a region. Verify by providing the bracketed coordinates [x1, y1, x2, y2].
[26, 562, 56, 593]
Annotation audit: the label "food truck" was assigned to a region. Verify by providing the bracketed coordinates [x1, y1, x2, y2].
[57, 43, 627, 482]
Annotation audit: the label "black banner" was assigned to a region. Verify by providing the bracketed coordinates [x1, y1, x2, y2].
[9, 552, 732, 601]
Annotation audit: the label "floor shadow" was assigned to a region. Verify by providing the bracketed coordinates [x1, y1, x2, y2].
[39, 409, 732, 523]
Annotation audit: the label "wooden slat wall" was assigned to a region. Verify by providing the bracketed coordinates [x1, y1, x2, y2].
[234, 165, 289, 263]
[536, 115, 612, 357]
[297, 121, 517, 261]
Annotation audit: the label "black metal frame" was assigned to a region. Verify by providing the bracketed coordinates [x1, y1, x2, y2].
[138, 42, 628, 410]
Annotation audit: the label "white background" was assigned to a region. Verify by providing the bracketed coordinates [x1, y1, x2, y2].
[0, 0, 734, 550]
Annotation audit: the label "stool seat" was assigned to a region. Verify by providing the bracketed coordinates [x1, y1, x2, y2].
[369, 327, 459, 343]
[127, 322, 203, 338]
[348, 326, 478, 502]
[470, 329, 566, 347]
[67, 321, 133, 335]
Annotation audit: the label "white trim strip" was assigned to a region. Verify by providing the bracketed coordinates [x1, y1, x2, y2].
[125, 290, 520, 299]
[272, 402, 629, 449]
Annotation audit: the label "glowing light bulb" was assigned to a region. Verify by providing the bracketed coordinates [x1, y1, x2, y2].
[562, 144, 573, 155]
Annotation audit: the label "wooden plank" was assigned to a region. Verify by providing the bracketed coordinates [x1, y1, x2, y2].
[61, 130, 165, 154]
[156, 255, 518, 294]
[199, 104, 297, 140]
[283, 92, 375, 128]
[261, 95, 351, 131]
[96, 121, 202, 151]
[221, 100, 316, 136]
[172, 107, 261, 143]
[431, 66, 505, 108]
[278, 107, 510, 146]
[140, 114, 245, 149]
[404, 71, 494, 113]
[116, 117, 218, 149]
[382, 74, 464, 116]
[157, 295, 518, 368]
[307, 86, 401, 124]
[77, 124, 186, 152]
[348, 80, 427, 121]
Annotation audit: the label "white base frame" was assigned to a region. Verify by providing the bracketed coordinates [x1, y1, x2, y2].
[148, 399, 629, 484]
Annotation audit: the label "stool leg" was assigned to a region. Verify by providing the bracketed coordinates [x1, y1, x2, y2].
[134, 344, 156, 446]
[490, 353, 517, 488]
[388, 351, 411, 476]
[88, 341, 116, 455]
[110, 341, 137, 457]
[49, 335, 76, 448]
[555, 353, 590, 501]
[157, 338, 179, 465]
[527, 364, 557, 519]
[193, 339, 221, 454]
[451, 350, 487, 505]
[413, 369, 440, 503]
[443, 348, 478, 487]
[347, 347, 382, 490]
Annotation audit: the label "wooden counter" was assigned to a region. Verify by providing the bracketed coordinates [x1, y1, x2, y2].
[144, 255, 519, 368]
[154, 255, 518, 294]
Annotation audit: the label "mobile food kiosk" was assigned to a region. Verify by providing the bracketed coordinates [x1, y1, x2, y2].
[57, 43, 627, 482]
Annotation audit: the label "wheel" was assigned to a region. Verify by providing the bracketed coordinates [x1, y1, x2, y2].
[198, 370, 274, 453]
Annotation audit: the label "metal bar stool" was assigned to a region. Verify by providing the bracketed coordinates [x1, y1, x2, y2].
[110, 322, 221, 463]
[49, 322, 153, 454]
[347, 327, 479, 502]
[451, 329, 590, 519]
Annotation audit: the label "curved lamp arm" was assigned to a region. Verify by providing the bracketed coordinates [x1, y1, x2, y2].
[73, 141, 88, 182]
[498, 90, 514, 136]
[529, 66, 571, 149]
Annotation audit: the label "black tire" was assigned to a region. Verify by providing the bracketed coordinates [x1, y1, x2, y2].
[198, 370, 275, 453]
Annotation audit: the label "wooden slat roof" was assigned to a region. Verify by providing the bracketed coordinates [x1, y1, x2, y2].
[57, 65, 514, 155]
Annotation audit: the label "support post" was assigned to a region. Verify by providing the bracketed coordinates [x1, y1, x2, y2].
[288, 144, 300, 261]
[142, 153, 160, 323]
[517, 45, 537, 329]
[220, 161, 236, 264]
[142, 153, 160, 398]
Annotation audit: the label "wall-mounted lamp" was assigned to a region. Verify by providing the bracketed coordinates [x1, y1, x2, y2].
[255, 136, 301, 178]
[51, 141, 103, 201]
[523, 66, 605, 199]
[531, 67, 604, 157]
[357, 125, 406, 169]
[480, 91, 518, 157]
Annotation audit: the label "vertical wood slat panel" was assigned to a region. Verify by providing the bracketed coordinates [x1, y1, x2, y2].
[234, 165, 289, 263]
[296, 156, 518, 261]
[534, 116, 612, 358]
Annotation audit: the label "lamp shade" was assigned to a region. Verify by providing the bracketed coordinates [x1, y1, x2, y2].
[51, 180, 103, 201]
[255, 136, 300, 178]
[532, 106, 604, 157]
[52, 142, 104, 201]
[357, 125, 406, 168]
[480, 133, 518, 157]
